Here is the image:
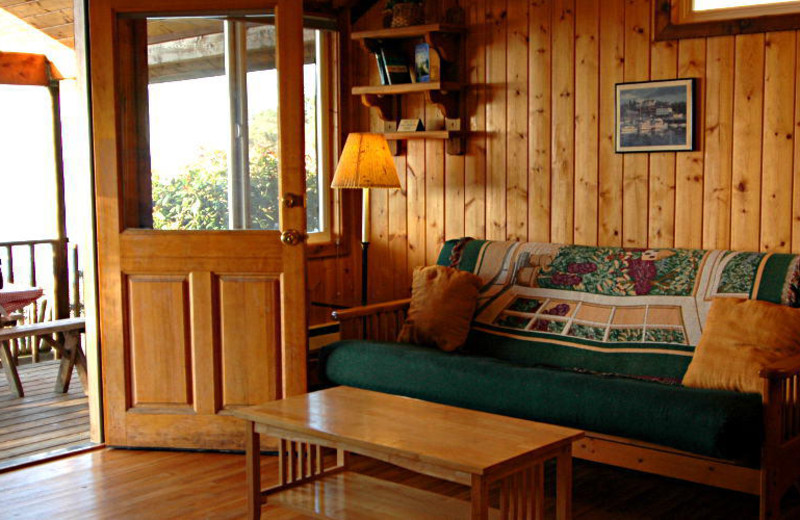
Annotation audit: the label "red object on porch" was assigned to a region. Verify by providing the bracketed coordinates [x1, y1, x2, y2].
[0, 284, 44, 315]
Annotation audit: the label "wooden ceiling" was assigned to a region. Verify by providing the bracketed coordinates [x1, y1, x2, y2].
[0, 0, 379, 50]
[0, 0, 74, 48]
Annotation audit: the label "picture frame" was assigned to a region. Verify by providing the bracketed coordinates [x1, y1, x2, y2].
[615, 78, 696, 153]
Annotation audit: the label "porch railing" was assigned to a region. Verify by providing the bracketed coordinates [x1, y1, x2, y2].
[0, 238, 83, 364]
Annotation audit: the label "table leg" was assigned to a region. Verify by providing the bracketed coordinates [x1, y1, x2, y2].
[471, 474, 490, 520]
[246, 421, 262, 520]
[55, 331, 88, 394]
[1, 340, 23, 397]
[556, 445, 573, 520]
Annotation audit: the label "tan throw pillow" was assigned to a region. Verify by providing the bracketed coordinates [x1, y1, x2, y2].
[397, 265, 483, 352]
[682, 298, 800, 394]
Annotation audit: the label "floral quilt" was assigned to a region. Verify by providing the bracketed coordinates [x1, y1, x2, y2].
[439, 238, 800, 384]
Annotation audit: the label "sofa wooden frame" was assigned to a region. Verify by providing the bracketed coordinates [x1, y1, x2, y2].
[332, 298, 800, 520]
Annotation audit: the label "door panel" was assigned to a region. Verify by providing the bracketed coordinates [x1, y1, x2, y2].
[90, 0, 307, 449]
[219, 275, 282, 408]
[127, 275, 193, 408]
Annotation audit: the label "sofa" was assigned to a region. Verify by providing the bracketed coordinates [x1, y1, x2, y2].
[320, 238, 800, 520]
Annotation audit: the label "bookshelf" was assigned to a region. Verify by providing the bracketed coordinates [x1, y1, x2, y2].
[350, 23, 466, 155]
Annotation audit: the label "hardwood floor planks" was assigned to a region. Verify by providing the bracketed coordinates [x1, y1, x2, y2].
[0, 449, 760, 519]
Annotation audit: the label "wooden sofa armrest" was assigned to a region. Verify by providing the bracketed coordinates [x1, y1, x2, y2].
[759, 353, 800, 380]
[760, 354, 800, 452]
[331, 298, 411, 342]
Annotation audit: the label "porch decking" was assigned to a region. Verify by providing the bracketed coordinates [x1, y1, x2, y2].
[0, 360, 92, 470]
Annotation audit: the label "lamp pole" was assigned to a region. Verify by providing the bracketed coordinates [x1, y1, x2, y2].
[361, 188, 371, 305]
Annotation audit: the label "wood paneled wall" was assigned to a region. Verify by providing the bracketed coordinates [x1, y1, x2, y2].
[352, 0, 800, 303]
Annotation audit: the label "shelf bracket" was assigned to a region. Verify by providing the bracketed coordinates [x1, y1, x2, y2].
[426, 89, 458, 120]
[425, 32, 458, 63]
[360, 94, 395, 122]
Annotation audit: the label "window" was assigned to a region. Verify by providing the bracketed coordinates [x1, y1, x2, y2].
[671, 0, 800, 24]
[132, 15, 335, 241]
[657, 0, 800, 40]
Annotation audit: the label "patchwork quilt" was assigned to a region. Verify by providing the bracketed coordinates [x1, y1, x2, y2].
[438, 238, 800, 383]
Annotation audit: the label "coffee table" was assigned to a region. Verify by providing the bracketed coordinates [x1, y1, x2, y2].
[234, 386, 583, 519]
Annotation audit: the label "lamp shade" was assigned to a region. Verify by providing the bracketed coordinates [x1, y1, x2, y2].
[331, 133, 400, 189]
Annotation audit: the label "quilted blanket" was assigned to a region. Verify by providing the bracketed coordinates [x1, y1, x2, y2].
[438, 238, 800, 384]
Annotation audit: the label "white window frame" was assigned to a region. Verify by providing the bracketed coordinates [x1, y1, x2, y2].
[672, 0, 800, 24]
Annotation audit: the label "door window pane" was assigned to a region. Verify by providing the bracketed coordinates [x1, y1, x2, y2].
[147, 18, 231, 230]
[139, 16, 331, 233]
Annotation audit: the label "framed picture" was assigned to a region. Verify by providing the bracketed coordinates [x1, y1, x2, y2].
[615, 78, 696, 153]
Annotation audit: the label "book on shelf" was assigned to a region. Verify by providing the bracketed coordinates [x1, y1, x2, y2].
[380, 47, 412, 85]
[374, 51, 389, 85]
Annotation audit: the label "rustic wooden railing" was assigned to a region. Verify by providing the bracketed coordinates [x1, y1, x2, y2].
[0, 238, 83, 365]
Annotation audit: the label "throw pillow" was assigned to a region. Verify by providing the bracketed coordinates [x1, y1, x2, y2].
[397, 265, 483, 352]
[682, 297, 800, 394]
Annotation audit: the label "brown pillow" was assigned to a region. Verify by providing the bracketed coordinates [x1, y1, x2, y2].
[397, 265, 483, 352]
[682, 298, 800, 394]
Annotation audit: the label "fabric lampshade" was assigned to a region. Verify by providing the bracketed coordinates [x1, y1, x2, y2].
[331, 133, 400, 189]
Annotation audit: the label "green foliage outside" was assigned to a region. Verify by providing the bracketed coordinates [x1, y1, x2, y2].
[152, 99, 320, 232]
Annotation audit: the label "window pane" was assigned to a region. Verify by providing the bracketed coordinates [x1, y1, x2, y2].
[147, 18, 230, 230]
[138, 16, 330, 233]
[245, 23, 281, 230]
[693, 0, 799, 10]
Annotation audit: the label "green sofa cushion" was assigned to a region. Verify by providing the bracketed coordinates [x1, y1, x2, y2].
[320, 340, 763, 465]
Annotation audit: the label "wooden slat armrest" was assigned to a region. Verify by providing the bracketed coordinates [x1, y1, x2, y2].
[759, 353, 800, 380]
[331, 299, 412, 321]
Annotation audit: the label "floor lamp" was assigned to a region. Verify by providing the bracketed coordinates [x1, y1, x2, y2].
[331, 133, 400, 305]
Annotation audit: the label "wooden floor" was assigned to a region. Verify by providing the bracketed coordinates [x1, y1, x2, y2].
[0, 360, 93, 470]
[0, 448, 761, 519]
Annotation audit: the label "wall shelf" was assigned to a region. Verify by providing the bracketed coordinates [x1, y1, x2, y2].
[351, 23, 466, 155]
[383, 130, 453, 140]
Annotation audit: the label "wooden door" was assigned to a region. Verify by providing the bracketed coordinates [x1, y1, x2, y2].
[89, 0, 307, 449]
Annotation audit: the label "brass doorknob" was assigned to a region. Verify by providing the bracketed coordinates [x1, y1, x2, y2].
[280, 229, 306, 246]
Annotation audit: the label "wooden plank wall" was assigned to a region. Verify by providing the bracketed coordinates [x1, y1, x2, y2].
[350, 0, 800, 303]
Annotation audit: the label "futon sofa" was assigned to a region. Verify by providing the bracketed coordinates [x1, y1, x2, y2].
[320, 238, 800, 519]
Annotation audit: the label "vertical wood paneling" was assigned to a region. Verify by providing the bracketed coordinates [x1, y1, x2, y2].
[486, 0, 508, 240]
[794, 33, 800, 254]
[674, 38, 706, 249]
[406, 94, 427, 276]
[731, 33, 765, 252]
[424, 104, 445, 265]
[647, 40, 677, 248]
[574, 0, 599, 246]
[550, 0, 575, 244]
[390, 153, 410, 298]
[622, 0, 650, 248]
[528, 0, 552, 242]
[507, 0, 529, 241]
[351, 0, 800, 302]
[760, 31, 796, 253]
[598, 0, 625, 246]
[442, 0, 464, 245]
[703, 36, 735, 250]
[465, 0, 487, 240]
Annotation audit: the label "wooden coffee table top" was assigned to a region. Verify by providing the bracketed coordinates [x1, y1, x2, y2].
[234, 385, 583, 476]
